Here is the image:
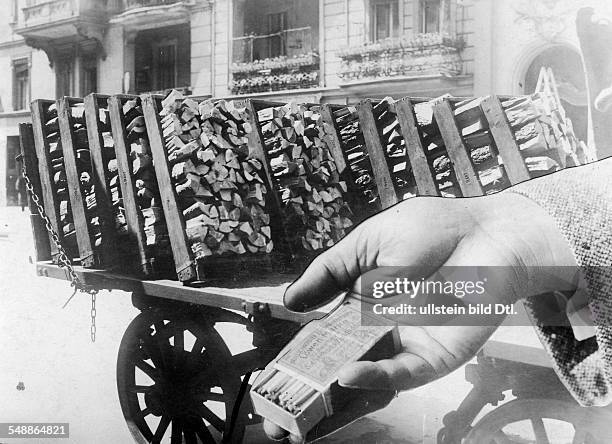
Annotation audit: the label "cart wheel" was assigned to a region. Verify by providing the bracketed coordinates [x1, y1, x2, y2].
[464, 398, 612, 444]
[117, 308, 257, 444]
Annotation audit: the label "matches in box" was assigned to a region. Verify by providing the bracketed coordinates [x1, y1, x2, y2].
[250, 297, 400, 438]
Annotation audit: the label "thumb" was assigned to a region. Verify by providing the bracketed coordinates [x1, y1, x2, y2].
[336, 361, 394, 391]
[284, 227, 365, 312]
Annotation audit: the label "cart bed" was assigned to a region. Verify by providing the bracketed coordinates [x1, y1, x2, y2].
[35, 261, 335, 323]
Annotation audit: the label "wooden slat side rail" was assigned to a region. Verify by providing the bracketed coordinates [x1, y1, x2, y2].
[30, 99, 62, 261]
[141, 94, 197, 282]
[19, 123, 52, 261]
[320, 104, 348, 176]
[108, 95, 151, 275]
[432, 99, 484, 197]
[84, 93, 117, 265]
[395, 98, 440, 197]
[245, 99, 292, 253]
[358, 99, 398, 209]
[480, 96, 530, 185]
[58, 97, 96, 267]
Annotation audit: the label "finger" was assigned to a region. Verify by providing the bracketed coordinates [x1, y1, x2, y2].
[263, 419, 289, 441]
[337, 354, 438, 391]
[336, 361, 394, 390]
[284, 226, 365, 312]
[377, 353, 444, 390]
[306, 388, 395, 442]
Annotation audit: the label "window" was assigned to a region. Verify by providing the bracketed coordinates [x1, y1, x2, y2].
[80, 55, 98, 96]
[420, 0, 441, 33]
[371, 0, 399, 41]
[12, 58, 30, 111]
[56, 58, 74, 98]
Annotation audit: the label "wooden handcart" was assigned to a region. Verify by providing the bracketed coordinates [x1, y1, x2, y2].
[19, 87, 607, 444]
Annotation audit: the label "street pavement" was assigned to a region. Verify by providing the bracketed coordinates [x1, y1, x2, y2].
[0, 206, 544, 444]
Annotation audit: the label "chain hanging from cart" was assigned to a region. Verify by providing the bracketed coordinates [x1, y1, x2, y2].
[19, 161, 99, 342]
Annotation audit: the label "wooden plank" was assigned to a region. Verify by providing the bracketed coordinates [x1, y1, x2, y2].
[36, 260, 339, 324]
[320, 104, 348, 176]
[142, 94, 197, 282]
[358, 100, 398, 209]
[84, 94, 118, 265]
[433, 99, 484, 197]
[245, 99, 292, 252]
[108, 95, 152, 276]
[19, 123, 52, 261]
[30, 99, 62, 261]
[480, 96, 530, 185]
[58, 97, 96, 267]
[395, 98, 439, 197]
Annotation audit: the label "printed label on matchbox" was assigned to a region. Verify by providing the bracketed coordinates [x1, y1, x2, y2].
[277, 302, 393, 386]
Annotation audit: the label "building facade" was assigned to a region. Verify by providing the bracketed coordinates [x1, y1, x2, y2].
[0, 0, 606, 205]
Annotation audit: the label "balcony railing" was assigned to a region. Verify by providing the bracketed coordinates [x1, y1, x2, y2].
[21, 0, 77, 27]
[121, 0, 183, 12]
[336, 33, 465, 82]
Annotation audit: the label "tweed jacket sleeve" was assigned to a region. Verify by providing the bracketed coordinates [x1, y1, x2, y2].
[508, 157, 612, 406]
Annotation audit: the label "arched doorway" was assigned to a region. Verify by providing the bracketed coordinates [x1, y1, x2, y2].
[522, 45, 588, 143]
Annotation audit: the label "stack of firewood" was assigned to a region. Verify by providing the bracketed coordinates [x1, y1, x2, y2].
[372, 97, 417, 199]
[333, 106, 380, 211]
[64, 102, 104, 248]
[257, 102, 354, 251]
[97, 100, 128, 237]
[159, 90, 274, 258]
[122, 98, 170, 252]
[501, 93, 582, 176]
[45, 102, 78, 254]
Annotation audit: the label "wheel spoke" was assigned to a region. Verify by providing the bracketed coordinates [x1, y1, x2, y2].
[153, 416, 171, 443]
[138, 407, 152, 418]
[135, 359, 161, 381]
[129, 385, 153, 393]
[192, 338, 206, 354]
[202, 392, 226, 403]
[193, 416, 218, 444]
[171, 418, 182, 444]
[531, 417, 551, 444]
[198, 403, 226, 432]
[174, 330, 185, 351]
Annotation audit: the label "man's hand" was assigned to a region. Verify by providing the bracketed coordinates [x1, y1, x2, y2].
[264, 192, 578, 443]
